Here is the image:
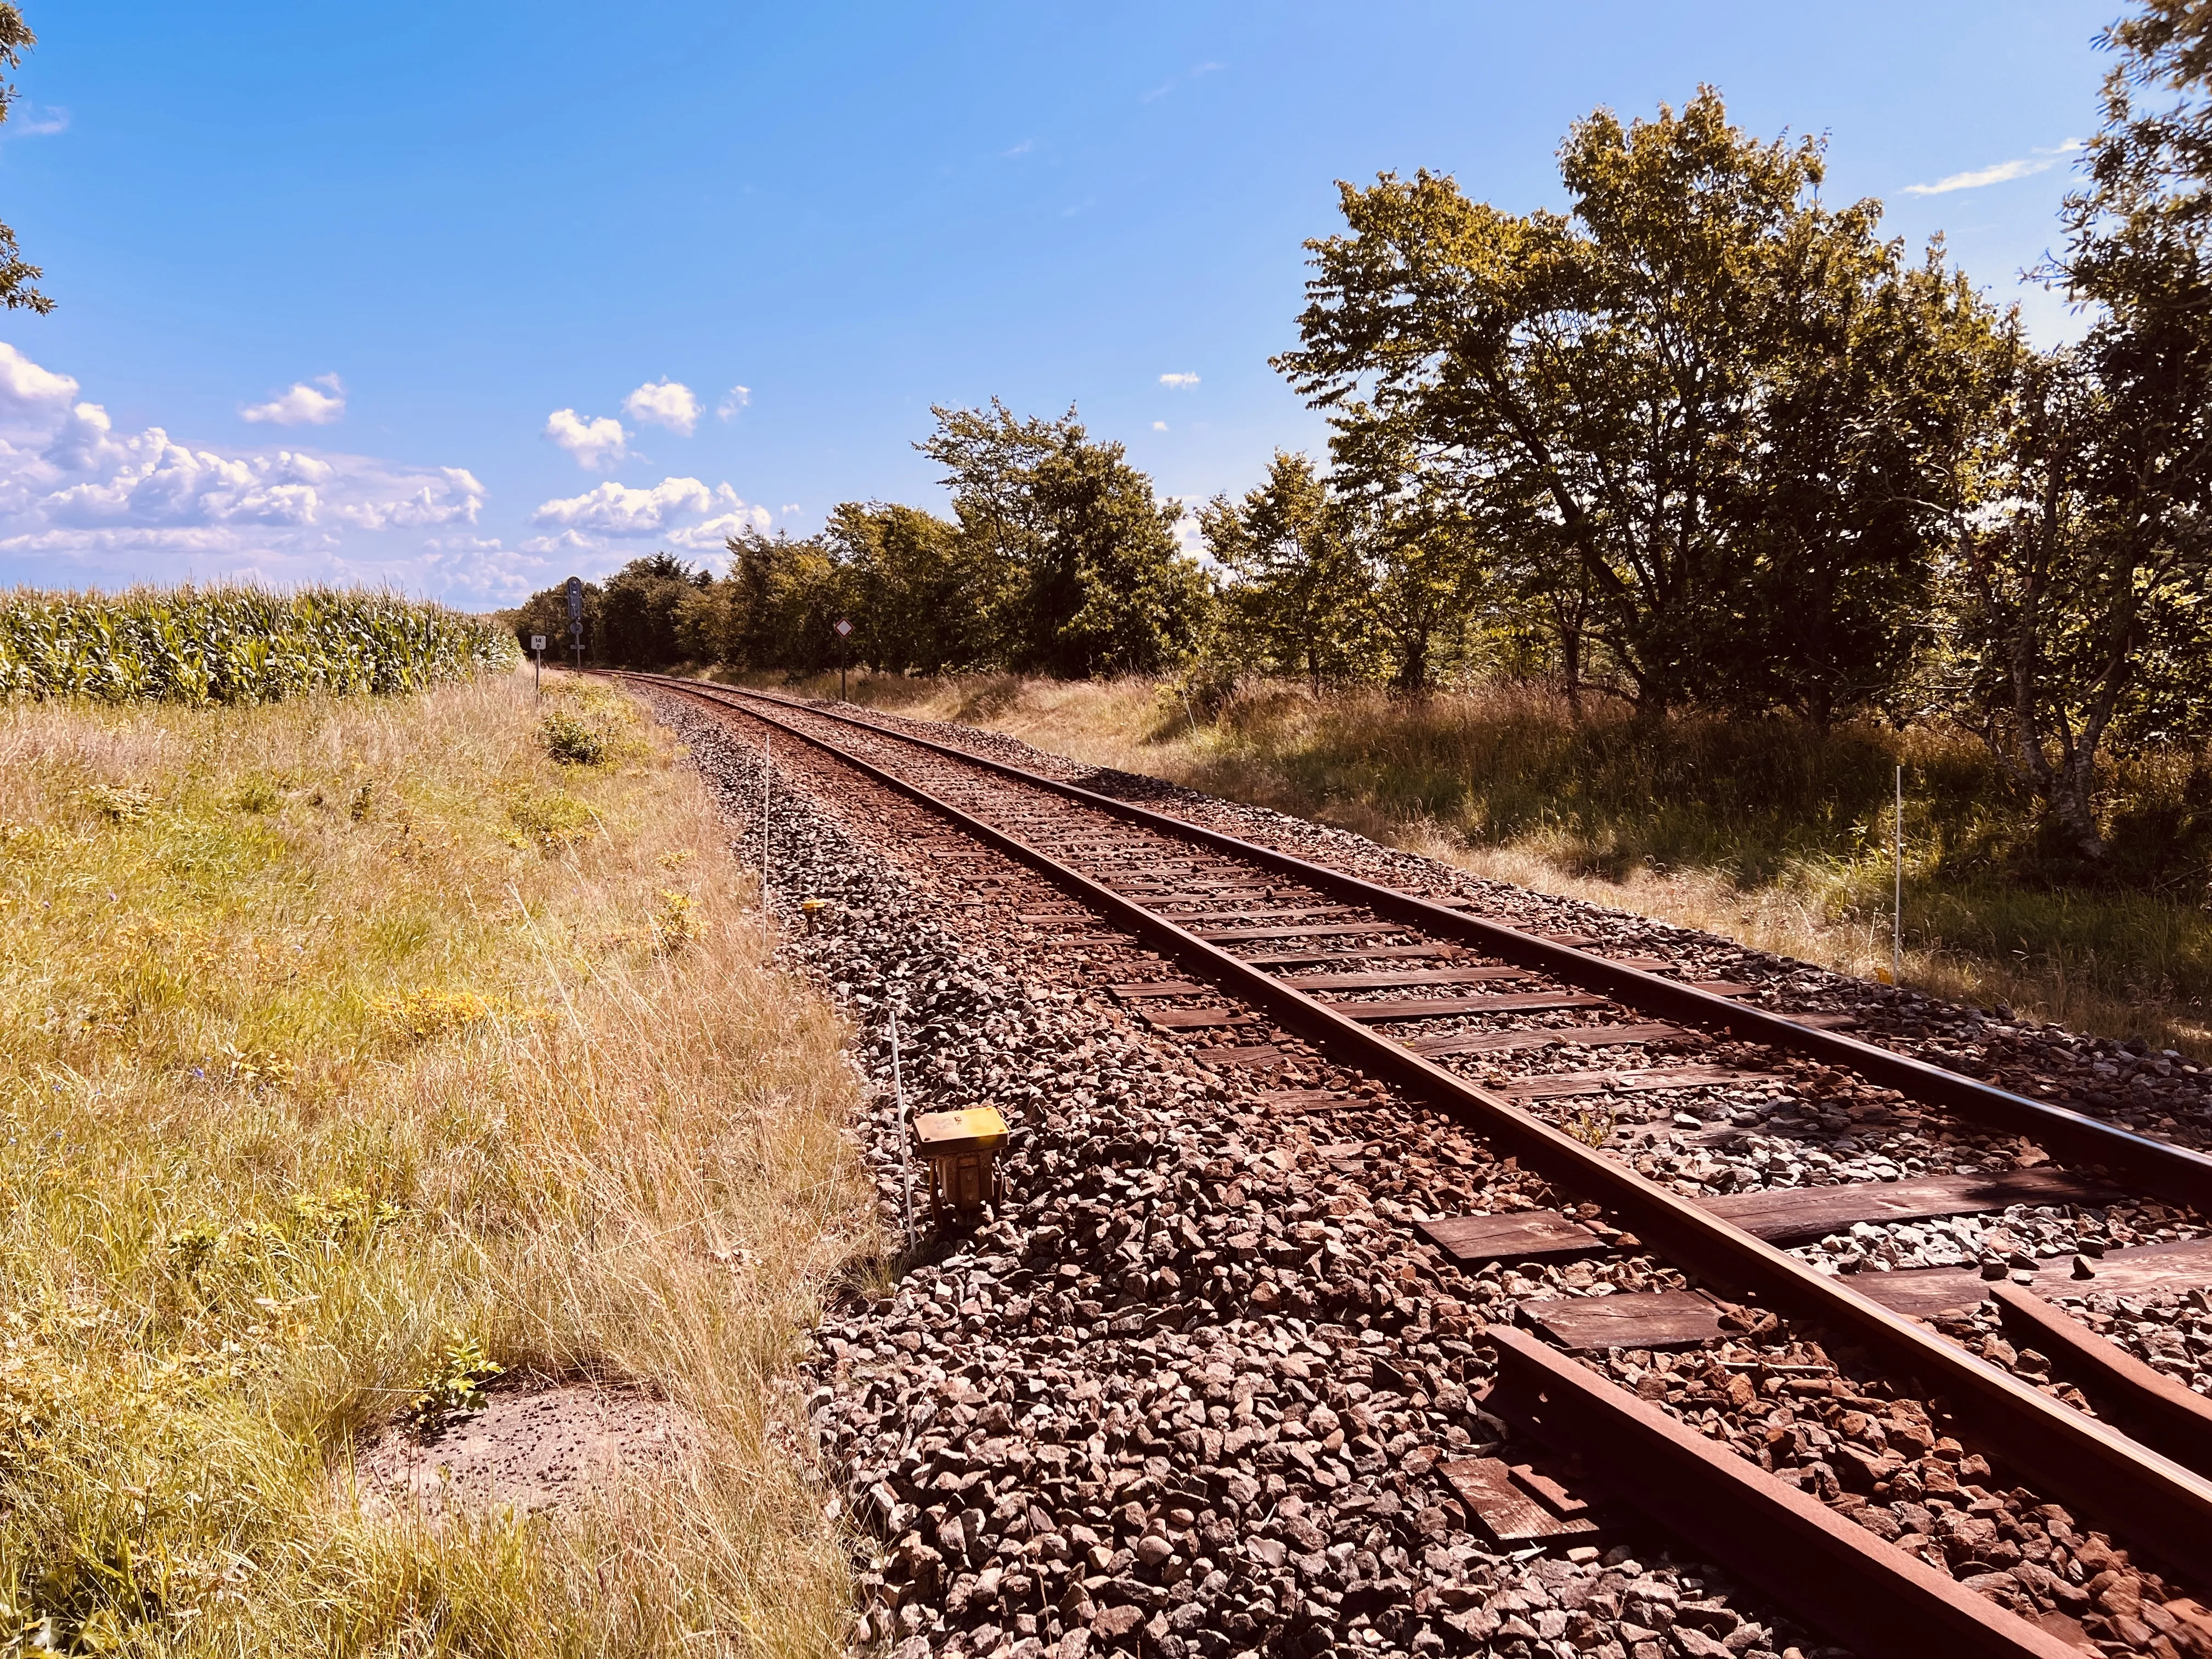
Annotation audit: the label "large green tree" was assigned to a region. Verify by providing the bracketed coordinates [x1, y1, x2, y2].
[1200, 452, 1373, 689]
[594, 554, 709, 667]
[1739, 239, 2014, 727]
[1276, 90, 2001, 719]
[823, 501, 997, 674]
[920, 402, 1212, 678]
[0, 7, 49, 314]
[715, 528, 854, 674]
[1950, 2, 2212, 861]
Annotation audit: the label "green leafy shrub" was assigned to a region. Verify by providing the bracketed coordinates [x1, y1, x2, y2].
[409, 1336, 503, 1432]
[537, 710, 606, 765]
[505, 789, 596, 848]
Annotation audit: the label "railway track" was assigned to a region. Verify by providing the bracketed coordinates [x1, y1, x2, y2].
[626, 673, 2212, 1659]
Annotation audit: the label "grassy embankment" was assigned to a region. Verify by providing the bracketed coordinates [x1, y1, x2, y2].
[0, 667, 870, 1655]
[752, 669, 2212, 1057]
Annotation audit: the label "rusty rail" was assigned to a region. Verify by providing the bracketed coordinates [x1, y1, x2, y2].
[1993, 1282, 2212, 1477]
[645, 676, 2212, 1208]
[1487, 1325, 2085, 1659]
[631, 673, 2212, 1593]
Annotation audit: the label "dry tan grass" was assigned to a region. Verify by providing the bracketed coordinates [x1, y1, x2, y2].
[0, 667, 872, 1655]
[771, 669, 2212, 1056]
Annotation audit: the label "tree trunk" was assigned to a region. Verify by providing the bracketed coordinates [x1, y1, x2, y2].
[2047, 760, 2108, 862]
[1394, 628, 1430, 695]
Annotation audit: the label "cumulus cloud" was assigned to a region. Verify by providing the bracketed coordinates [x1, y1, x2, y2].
[670, 504, 773, 549]
[717, 385, 751, 421]
[544, 407, 628, 470]
[1903, 139, 2084, 196]
[0, 341, 78, 414]
[623, 377, 702, 435]
[241, 374, 346, 426]
[0, 342, 794, 607]
[1159, 372, 1200, 388]
[529, 475, 771, 548]
[1153, 420, 1168, 431]
[532, 476, 713, 535]
[0, 339, 514, 597]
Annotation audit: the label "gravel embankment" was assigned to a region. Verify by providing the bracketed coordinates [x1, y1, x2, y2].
[838, 698, 2212, 1154]
[647, 686, 2212, 1659]
[651, 689, 1824, 1659]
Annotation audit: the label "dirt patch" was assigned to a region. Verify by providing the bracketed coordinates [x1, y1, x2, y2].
[349, 1382, 697, 1519]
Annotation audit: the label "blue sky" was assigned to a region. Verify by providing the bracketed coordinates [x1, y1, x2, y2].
[0, 1, 2115, 606]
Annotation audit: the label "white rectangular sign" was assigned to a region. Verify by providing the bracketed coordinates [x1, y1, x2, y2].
[530, 634, 547, 651]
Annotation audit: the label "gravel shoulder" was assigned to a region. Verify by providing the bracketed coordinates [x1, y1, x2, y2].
[646, 686, 2212, 1659]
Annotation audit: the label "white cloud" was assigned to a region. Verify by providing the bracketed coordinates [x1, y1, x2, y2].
[0, 341, 796, 607]
[0, 341, 77, 415]
[1159, 372, 1200, 388]
[716, 384, 751, 421]
[1002, 138, 1034, 156]
[331, 466, 486, 531]
[1902, 140, 2084, 196]
[623, 377, 702, 435]
[1152, 420, 1168, 431]
[12, 105, 68, 137]
[240, 374, 346, 426]
[531, 475, 719, 534]
[517, 529, 593, 556]
[0, 339, 512, 599]
[529, 475, 774, 549]
[779, 502, 800, 515]
[544, 407, 628, 470]
[669, 504, 773, 549]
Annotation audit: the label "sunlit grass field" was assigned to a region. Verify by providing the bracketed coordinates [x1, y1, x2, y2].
[763, 669, 2212, 1056]
[0, 668, 869, 1655]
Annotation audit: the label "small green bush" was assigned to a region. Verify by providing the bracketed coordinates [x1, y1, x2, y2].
[537, 710, 606, 765]
[409, 1335, 503, 1432]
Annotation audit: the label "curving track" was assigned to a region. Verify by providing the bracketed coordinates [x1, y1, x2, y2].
[625, 672, 2212, 1659]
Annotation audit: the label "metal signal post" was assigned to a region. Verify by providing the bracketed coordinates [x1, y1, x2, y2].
[834, 617, 853, 701]
[530, 634, 546, 698]
[566, 576, 585, 671]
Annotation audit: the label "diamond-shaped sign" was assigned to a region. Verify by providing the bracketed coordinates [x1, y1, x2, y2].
[834, 618, 853, 636]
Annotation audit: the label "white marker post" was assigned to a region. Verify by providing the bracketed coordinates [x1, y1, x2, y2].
[761, 734, 772, 944]
[889, 1002, 915, 1250]
[1893, 763, 1904, 988]
[529, 634, 546, 698]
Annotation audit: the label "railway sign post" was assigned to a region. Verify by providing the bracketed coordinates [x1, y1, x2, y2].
[529, 634, 546, 697]
[834, 617, 853, 700]
[566, 577, 584, 670]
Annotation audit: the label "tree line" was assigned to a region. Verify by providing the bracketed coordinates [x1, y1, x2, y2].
[512, 1, 2212, 864]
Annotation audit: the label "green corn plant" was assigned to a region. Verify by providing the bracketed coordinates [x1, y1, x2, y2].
[0, 584, 517, 704]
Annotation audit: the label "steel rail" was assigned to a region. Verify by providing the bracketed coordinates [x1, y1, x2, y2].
[641, 676, 2212, 1210]
[1991, 1281, 2212, 1475]
[1487, 1327, 2085, 1659]
[636, 673, 2212, 1588]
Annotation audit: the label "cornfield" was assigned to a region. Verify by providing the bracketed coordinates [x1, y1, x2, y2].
[0, 585, 516, 703]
